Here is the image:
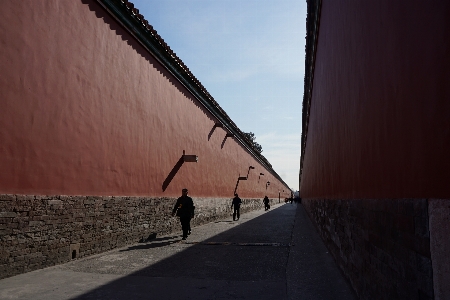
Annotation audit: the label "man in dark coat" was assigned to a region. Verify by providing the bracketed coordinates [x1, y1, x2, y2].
[172, 188, 195, 240]
[231, 193, 242, 221]
[263, 196, 270, 211]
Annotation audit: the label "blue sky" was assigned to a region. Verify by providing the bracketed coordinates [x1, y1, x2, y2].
[131, 0, 306, 191]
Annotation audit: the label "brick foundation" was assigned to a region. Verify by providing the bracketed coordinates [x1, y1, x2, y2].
[302, 198, 433, 300]
[0, 194, 271, 279]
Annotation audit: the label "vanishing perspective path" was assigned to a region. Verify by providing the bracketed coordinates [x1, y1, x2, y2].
[0, 203, 356, 300]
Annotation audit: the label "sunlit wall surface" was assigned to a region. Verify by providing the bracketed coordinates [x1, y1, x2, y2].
[0, 0, 289, 199]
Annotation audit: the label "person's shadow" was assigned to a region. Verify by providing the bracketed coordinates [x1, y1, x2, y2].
[120, 235, 182, 251]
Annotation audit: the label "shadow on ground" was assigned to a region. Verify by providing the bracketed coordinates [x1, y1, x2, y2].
[120, 235, 182, 250]
[69, 205, 296, 299]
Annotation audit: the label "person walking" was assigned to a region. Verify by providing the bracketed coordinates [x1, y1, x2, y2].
[231, 193, 242, 221]
[263, 195, 270, 211]
[172, 188, 195, 240]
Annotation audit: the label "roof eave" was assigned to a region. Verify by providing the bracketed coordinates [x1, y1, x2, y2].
[96, 0, 291, 190]
[300, 0, 322, 187]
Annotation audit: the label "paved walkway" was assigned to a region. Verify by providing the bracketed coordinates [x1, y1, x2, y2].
[0, 203, 357, 300]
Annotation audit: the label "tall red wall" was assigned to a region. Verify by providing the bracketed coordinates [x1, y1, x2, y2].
[300, 1, 450, 298]
[0, 0, 288, 199]
[300, 0, 450, 199]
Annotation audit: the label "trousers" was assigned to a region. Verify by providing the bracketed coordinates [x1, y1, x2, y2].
[180, 217, 191, 238]
[233, 206, 240, 220]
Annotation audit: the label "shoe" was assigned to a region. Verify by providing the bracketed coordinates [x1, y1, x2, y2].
[188, 230, 191, 235]
[182, 237, 187, 240]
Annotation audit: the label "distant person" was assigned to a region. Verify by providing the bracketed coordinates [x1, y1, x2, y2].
[263, 196, 270, 211]
[172, 188, 195, 240]
[231, 193, 242, 221]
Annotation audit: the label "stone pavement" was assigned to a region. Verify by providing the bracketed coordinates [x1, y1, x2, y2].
[0, 203, 357, 300]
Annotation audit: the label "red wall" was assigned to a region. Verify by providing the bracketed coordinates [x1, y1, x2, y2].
[301, 0, 450, 199]
[0, 0, 288, 199]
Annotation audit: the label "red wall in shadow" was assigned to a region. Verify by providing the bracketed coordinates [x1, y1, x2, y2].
[301, 0, 450, 199]
[0, 0, 289, 199]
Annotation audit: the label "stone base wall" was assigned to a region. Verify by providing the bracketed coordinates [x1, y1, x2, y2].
[0, 194, 271, 279]
[302, 198, 433, 300]
[428, 199, 450, 300]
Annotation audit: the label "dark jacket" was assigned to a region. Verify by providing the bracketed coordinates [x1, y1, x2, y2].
[172, 196, 194, 218]
[231, 196, 242, 208]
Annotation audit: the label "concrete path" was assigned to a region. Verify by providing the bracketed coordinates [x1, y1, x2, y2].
[0, 203, 357, 300]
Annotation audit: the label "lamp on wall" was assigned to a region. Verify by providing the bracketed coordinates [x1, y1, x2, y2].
[234, 174, 248, 195]
[183, 155, 198, 162]
[246, 166, 255, 178]
[266, 181, 270, 189]
[162, 150, 198, 192]
[182, 150, 198, 162]
[221, 133, 234, 149]
[258, 172, 264, 182]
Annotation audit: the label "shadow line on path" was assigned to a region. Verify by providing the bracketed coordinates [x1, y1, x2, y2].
[69, 205, 296, 300]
